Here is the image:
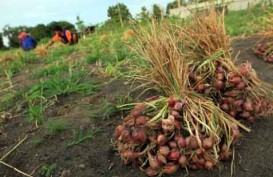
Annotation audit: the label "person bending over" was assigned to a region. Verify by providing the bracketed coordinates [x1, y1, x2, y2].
[18, 32, 37, 51]
[46, 25, 78, 49]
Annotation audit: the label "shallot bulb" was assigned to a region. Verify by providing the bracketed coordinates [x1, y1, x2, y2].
[197, 84, 205, 93]
[118, 127, 132, 144]
[178, 155, 187, 167]
[162, 115, 175, 132]
[168, 141, 177, 149]
[148, 151, 161, 170]
[171, 110, 182, 119]
[168, 97, 175, 107]
[236, 82, 246, 90]
[220, 103, 229, 112]
[148, 133, 157, 143]
[135, 116, 149, 126]
[216, 72, 225, 80]
[146, 167, 158, 176]
[232, 129, 240, 144]
[202, 136, 214, 150]
[243, 101, 253, 111]
[247, 116, 255, 123]
[239, 111, 251, 118]
[121, 150, 142, 162]
[131, 127, 147, 145]
[167, 149, 180, 161]
[115, 124, 124, 138]
[215, 80, 224, 90]
[188, 136, 199, 149]
[157, 153, 167, 164]
[238, 63, 251, 76]
[174, 120, 182, 130]
[220, 144, 230, 161]
[204, 161, 214, 170]
[131, 109, 141, 118]
[230, 77, 242, 84]
[163, 163, 179, 174]
[159, 146, 170, 157]
[157, 134, 167, 146]
[173, 102, 184, 111]
[177, 136, 186, 149]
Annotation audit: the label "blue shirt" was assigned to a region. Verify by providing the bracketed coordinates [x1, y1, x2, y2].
[21, 36, 37, 51]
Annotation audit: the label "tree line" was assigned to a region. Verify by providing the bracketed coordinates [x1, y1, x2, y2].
[0, 0, 208, 49]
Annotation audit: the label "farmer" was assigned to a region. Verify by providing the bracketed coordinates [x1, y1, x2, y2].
[18, 32, 37, 51]
[45, 25, 78, 49]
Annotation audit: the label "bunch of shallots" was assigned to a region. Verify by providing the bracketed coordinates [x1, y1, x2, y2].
[255, 43, 273, 62]
[190, 62, 273, 122]
[114, 97, 246, 176]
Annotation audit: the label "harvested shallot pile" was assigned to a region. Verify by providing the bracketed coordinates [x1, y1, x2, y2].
[254, 42, 273, 62]
[178, 9, 273, 122]
[115, 96, 248, 176]
[113, 18, 250, 176]
[113, 7, 273, 177]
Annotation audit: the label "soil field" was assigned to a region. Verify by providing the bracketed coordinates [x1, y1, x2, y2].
[0, 36, 273, 177]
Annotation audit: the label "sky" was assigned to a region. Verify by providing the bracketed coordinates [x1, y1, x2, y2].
[0, 0, 171, 30]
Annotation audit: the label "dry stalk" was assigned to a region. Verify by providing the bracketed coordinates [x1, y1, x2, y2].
[1, 135, 28, 160]
[0, 135, 31, 177]
[0, 160, 33, 177]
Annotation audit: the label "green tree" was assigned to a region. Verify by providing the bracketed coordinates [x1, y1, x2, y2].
[47, 21, 75, 35]
[75, 16, 86, 37]
[0, 33, 4, 49]
[30, 24, 50, 42]
[137, 6, 150, 22]
[107, 3, 132, 26]
[167, 0, 188, 15]
[3, 25, 30, 48]
[152, 4, 164, 20]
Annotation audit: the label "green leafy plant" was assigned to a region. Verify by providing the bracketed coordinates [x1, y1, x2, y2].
[25, 70, 100, 125]
[225, 4, 273, 36]
[40, 163, 57, 177]
[46, 46, 75, 63]
[28, 105, 44, 126]
[96, 60, 127, 78]
[0, 90, 22, 112]
[32, 62, 69, 78]
[89, 99, 119, 119]
[45, 119, 70, 134]
[65, 127, 100, 147]
[30, 137, 44, 146]
[5, 60, 25, 75]
[20, 53, 38, 64]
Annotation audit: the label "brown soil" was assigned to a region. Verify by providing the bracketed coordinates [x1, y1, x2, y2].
[1, 36, 273, 177]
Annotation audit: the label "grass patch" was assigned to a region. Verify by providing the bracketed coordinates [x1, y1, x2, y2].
[30, 137, 45, 146]
[0, 60, 25, 76]
[20, 53, 39, 64]
[46, 46, 75, 63]
[32, 62, 69, 78]
[0, 90, 22, 112]
[25, 70, 100, 125]
[225, 4, 273, 36]
[40, 163, 57, 177]
[89, 99, 119, 119]
[28, 105, 44, 125]
[65, 127, 100, 147]
[37, 73, 98, 97]
[45, 118, 70, 134]
[85, 55, 97, 64]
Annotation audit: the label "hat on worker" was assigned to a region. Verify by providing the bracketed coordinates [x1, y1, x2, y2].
[18, 32, 28, 41]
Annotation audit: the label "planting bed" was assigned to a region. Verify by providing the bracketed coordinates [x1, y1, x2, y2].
[0, 36, 273, 177]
